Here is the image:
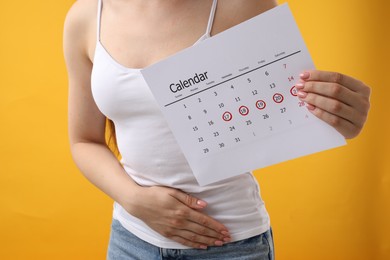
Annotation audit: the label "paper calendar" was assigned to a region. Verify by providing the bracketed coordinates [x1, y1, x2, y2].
[141, 4, 346, 186]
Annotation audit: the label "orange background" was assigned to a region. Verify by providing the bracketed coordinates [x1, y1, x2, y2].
[0, 0, 388, 259]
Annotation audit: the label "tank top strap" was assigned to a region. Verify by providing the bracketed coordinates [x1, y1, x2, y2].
[96, 0, 103, 41]
[205, 0, 218, 36]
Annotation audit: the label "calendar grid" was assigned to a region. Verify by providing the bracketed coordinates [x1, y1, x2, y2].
[164, 50, 301, 107]
[141, 4, 347, 186]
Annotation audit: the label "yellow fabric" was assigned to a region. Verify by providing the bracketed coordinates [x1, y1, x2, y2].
[0, 0, 388, 259]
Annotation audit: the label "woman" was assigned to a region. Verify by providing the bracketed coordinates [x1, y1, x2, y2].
[63, 0, 371, 259]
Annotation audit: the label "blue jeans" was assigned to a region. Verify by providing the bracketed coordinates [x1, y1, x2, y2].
[107, 219, 274, 260]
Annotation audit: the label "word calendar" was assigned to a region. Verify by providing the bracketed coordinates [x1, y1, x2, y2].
[142, 4, 346, 186]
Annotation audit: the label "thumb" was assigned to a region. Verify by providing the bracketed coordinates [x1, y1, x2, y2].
[170, 190, 208, 209]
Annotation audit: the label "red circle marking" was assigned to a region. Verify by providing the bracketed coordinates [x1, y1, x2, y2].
[255, 100, 266, 110]
[222, 111, 232, 122]
[290, 86, 298, 96]
[239, 106, 249, 116]
[273, 93, 284, 103]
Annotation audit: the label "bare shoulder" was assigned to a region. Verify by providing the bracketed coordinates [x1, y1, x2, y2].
[63, 0, 98, 60]
[213, 0, 278, 34]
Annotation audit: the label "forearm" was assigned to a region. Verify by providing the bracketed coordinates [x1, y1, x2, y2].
[70, 141, 142, 211]
[70, 141, 231, 249]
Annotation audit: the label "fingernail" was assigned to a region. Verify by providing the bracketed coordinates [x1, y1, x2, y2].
[196, 200, 207, 207]
[221, 231, 230, 236]
[223, 237, 231, 243]
[214, 240, 224, 246]
[199, 245, 208, 250]
[300, 71, 310, 79]
[307, 104, 316, 110]
[295, 82, 304, 89]
[297, 91, 307, 98]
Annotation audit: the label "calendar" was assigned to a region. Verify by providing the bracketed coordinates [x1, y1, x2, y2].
[141, 4, 346, 186]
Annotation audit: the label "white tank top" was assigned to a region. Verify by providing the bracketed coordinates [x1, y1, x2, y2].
[91, 0, 270, 249]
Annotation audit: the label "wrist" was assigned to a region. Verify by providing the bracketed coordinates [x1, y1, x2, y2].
[117, 184, 145, 216]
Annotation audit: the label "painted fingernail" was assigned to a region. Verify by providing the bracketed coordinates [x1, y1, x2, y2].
[300, 71, 310, 79]
[223, 237, 231, 243]
[306, 104, 316, 110]
[196, 200, 207, 207]
[214, 240, 224, 246]
[297, 91, 307, 98]
[221, 231, 230, 236]
[295, 82, 304, 89]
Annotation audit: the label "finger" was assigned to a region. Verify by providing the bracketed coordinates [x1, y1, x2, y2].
[297, 81, 370, 115]
[167, 208, 229, 241]
[187, 209, 229, 234]
[174, 229, 227, 247]
[296, 80, 366, 112]
[168, 234, 209, 249]
[182, 220, 231, 242]
[298, 92, 366, 128]
[300, 70, 371, 97]
[306, 105, 363, 138]
[170, 189, 208, 209]
[161, 212, 230, 248]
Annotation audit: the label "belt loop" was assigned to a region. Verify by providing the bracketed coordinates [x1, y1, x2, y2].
[159, 247, 166, 259]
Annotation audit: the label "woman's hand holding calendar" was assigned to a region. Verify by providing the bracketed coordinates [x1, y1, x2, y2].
[296, 70, 371, 139]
